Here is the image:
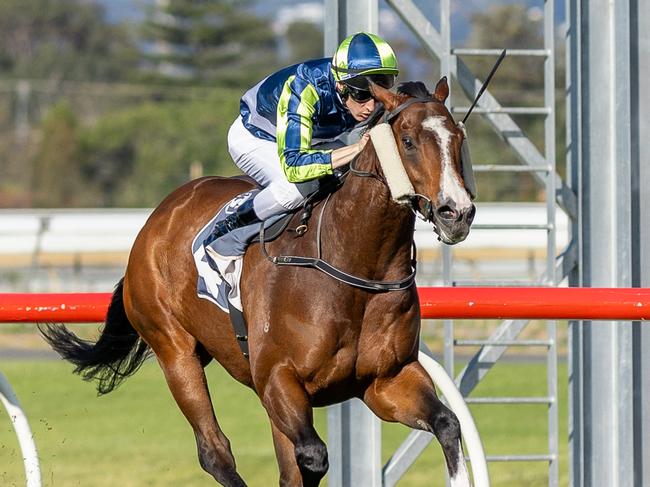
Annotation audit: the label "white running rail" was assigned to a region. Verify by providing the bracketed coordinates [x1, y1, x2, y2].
[418, 351, 490, 486]
[0, 371, 42, 487]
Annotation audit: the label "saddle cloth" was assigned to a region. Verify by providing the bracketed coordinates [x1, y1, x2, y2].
[192, 190, 284, 313]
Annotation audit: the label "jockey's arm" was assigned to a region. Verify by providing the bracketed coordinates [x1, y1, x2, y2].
[276, 76, 367, 182]
[331, 132, 369, 169]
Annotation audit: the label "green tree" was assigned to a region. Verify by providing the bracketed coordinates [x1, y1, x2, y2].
[0, 0, 138, 82]
[466, 4, 544, 106]
[30, 103, 89, 207]
[0, 0, 140, 207]
[77, 89, 241, 207]
[140, 0, 279, 88]
[285, 21, 323, 64]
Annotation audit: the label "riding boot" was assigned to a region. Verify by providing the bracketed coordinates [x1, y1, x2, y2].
[203, 198, 261, 247]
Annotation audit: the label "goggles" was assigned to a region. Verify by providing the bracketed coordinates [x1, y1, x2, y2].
[345, 85, 373, 103]
[342, 73, 396, 103]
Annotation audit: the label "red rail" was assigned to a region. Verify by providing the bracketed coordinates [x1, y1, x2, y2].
[0, 293, 112, 323]
[1, 288, 649, 323]
[418, 287, 650, 321]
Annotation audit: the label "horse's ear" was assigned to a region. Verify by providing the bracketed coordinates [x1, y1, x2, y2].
[369, 81, 400, 111]
[433, 76, 449, 103]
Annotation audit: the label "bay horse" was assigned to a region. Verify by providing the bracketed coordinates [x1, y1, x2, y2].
[41, 79, 476, 486]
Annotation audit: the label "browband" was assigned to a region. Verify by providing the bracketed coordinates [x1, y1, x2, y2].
[381, 97, 440, 124]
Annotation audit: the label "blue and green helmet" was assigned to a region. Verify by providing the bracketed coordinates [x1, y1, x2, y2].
[331, 32, 399, 90]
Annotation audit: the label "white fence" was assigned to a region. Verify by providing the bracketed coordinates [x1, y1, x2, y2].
[0, 204, 569, 290]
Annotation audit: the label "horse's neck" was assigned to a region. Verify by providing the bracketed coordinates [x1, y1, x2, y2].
[324, 150, 415, 280]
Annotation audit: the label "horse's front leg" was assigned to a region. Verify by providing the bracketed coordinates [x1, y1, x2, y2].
[258, 364, 328, 487]
[364, 360, 471, 487]
[269, 421, 303, 487]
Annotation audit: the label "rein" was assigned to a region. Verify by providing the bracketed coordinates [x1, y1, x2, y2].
[259, 95, 446, 292]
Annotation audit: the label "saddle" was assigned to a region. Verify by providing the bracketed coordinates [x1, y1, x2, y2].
[193, 171, 348, 359]
[234, 171, 348, 242]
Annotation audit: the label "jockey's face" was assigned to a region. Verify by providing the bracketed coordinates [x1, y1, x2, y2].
[337, 82, 376, 122]
[346, 96, 376, 121]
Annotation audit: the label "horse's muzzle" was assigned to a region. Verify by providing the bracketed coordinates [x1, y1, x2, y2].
[433, 202, 476, 245]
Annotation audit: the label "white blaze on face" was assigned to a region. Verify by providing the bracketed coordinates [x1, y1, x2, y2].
[422, 116, 472, 211]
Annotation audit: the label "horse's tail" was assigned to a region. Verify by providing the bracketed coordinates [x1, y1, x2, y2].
[39, 278, 151, 395]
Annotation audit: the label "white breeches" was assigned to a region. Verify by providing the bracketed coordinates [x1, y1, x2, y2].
[227, 116, 305, 220]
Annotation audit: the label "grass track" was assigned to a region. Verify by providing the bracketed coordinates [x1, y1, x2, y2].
[0, 359, 567, 486]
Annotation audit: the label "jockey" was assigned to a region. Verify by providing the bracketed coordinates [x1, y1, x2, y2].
[204, 32, 399, 243]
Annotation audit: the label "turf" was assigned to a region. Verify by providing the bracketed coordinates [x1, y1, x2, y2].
[0, 359, 567, 486]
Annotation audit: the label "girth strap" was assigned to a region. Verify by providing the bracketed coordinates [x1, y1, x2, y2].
[225, 284, 250, 358]
[204, 257, 250, 358]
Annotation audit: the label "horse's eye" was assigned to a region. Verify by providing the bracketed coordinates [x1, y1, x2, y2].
[401, 136, 415, 150]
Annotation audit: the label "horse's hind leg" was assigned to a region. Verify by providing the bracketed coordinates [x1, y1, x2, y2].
[154, 340, 246, 487]
[260, 365, 328, 487]
[364, 361, 470, 487]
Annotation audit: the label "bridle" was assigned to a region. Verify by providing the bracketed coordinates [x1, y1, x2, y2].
[350, 96, 446, 224]
[348, 48, 507, 221]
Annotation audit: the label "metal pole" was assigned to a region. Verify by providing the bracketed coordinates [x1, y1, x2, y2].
[324, 3, 380, 486]
[569, 1, 639, 485]
[327, 400, 381, 487]
[542, 3, 559, 484]
[566, 0, 583, 483]
[15, 81, 31, 144]
[632, 0, 650, 483]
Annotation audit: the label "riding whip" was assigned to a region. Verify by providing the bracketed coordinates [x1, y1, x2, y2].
[462, 48, 507, 124]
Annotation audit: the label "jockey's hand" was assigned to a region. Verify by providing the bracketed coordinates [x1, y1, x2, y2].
[358, 131, 370, 150]
[331, 135, 370, 169]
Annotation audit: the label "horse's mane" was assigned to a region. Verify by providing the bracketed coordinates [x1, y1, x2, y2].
[362, 81, 432, 131]
[396, 81, 432, 99]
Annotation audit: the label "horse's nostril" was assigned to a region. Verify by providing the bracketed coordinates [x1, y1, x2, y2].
[436, 205, 457, 222]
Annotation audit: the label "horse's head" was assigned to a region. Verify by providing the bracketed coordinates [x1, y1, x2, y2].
[369, 78, 476, 245]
